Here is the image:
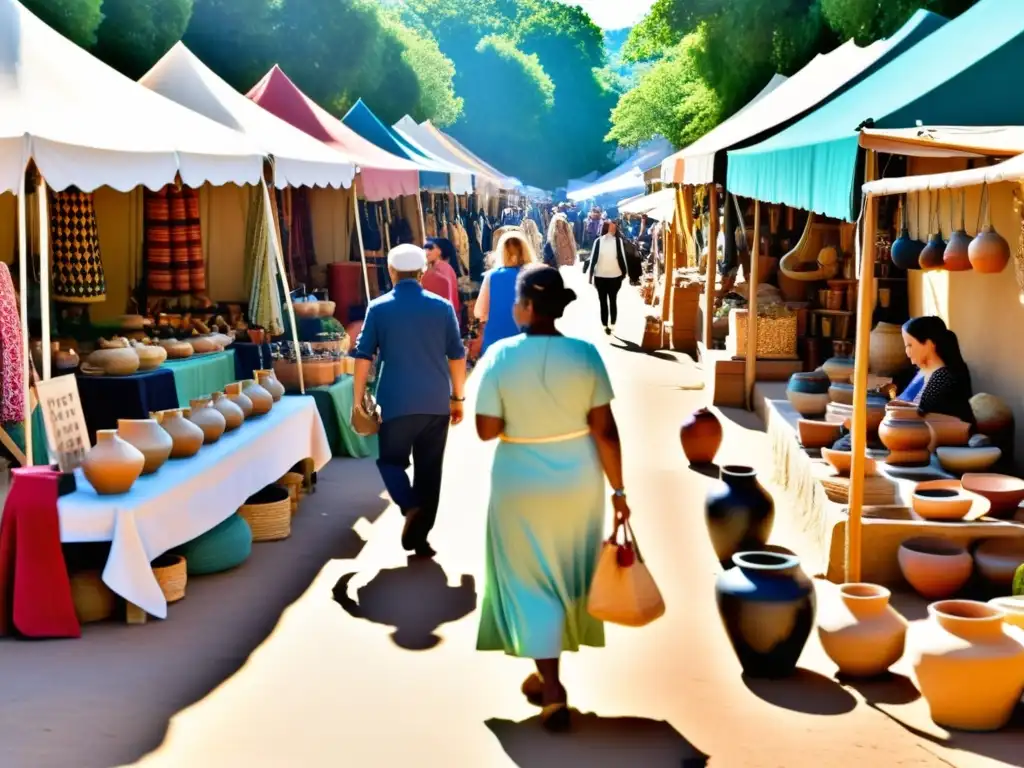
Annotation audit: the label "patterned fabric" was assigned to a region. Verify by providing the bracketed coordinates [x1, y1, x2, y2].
[0, 263, 25, 422]
[287, 187, 316, 287]
[548, 216, 578, 267]
[49, 189, 105, 303]
[144, 185, 205, 295]
[246, 187, 284, 337]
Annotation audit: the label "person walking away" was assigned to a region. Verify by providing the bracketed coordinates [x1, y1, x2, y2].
[474, 265, 630, 732]
[352, 244, 467, 558]
[521, 219, 544, 263]
[422, 237, 463, 329]
[475, 230, 537, 358]
[545, 215, 577, 268]
[587, 220, 627, 334]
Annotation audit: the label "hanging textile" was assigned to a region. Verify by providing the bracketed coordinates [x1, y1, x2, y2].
[288, 187, 317, 288]
[50, 188, 105, 303]
[0, 263, 25, 423]
[245, 187, 283, 336]
[143, 185, 204, 295]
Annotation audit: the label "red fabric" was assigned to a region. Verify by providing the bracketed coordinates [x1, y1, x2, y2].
[0, 467, 81, 639]
[0, 263, 25, 422]
[421, 265, 459, 315]
[434, 260, 461, 315]
[328, 263, 364, 323]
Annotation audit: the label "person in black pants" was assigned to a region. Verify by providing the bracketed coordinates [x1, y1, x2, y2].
[586, 220, 627, 334]
[352, 244, 467, 558]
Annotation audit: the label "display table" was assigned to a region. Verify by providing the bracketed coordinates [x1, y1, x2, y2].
[232, 341, 272, 381]
[76, 368, 180, 443]
[163, 349, 236, 407]
[57, 396, 331, 619]
[290, 375, 377, 459]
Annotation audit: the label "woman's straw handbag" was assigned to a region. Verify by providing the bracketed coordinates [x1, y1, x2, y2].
[351, 390, 381, 437]
[588, 519, 665, 627]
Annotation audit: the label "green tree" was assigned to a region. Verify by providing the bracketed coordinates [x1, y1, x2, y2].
[182, 0, 277, 92]
[379, 13, 463, 126]
[607, 33, 719, 149]
[821, 0, 976, 43]
[92, 0, 194, 80]
[20, 0, 103, 48]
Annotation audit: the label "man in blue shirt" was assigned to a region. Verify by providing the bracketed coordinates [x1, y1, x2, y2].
[352, 244, 467, 558]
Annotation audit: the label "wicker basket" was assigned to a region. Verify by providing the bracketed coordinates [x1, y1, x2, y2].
[727, 308, 798, 359]
[152, 553, 187, 603]
[278, 472, 304, 514]
[239, 485, 292, 541]
[69, 570, 116, 624]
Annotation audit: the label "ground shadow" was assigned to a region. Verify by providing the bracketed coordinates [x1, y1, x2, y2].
[689, 461, 720, 479]
[840, 672, 921, 706]
[743, 668, 857, 715]
[716, 407, 767, 433]
[333, 558, 476, 650]
[887, 590, 932, 622]
[609, 336, 679, 364]
[486, 712, 708, 767]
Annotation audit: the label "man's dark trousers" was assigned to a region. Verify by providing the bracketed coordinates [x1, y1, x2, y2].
[376, 414, 450, 543]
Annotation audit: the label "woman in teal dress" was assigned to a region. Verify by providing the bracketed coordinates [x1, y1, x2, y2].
[474, 265, 630, 732]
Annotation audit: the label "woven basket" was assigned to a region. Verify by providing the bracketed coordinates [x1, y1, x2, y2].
[239, 485, 292, 541]
[69, 570, 116, 624]
[277, 472, 304, 514]
[152, 553, 187, 603]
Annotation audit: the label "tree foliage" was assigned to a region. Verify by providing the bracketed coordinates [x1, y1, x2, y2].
[380, 13, 463, 126]
[20, 0, 103, 48]
[92, 0, 194, 80]
[821, 0, 975, 44]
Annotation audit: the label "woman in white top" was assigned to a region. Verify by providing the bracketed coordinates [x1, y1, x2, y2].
[586, 220, 627, 334]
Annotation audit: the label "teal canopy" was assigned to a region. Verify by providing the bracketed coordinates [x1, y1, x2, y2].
[728, 2, 1024, 221]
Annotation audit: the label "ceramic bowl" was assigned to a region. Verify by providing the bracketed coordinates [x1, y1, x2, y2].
[926, 417, 972, 452]
[828, 383, 854, 405]
[821, 448, 876, 477]
[936, 446, 1002, 475]
[897, 537, 972, 599]
[910, 479, 982, 521]
[974, 539, 1024, 590]
[960, 474, 1024, 518]
[988, 596, 1024, 630]
[797, 419, 842, 449]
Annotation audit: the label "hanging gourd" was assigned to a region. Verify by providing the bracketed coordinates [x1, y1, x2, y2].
[943, 187, 972, 271]
[890, 194, 924, 270]
[919, 190, 946, 270]
[968, 183, 1011, 273]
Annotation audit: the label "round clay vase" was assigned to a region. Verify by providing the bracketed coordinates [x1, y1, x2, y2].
[890, 227, 924, 271]
[680, 407, 722, 465]
[715, 551, 816, 678]
[116, 418, 173, 475]
[81, 430, 145, 495]
[970, 393, 1014, 438]
[817, 583, 908, 678]
[256, 369, 285, 402]
[705, 466, 775, 568]
[897, 537, 972, 600]
[224, 382, 254, 418]
[943, 229, 972, 272]
[879, 411, 930, 453]
[974, 539, 1024, 591]
[188, 397, 227, 444]
[212, 391, 245, 431]
[85, 347, 140, 376]
[868, 322, 908, 377]
[134, 344, 167, 371]
[159, 409, 204, 459]
[786, 370, 830, 417]
[968, 225, 1011, 274]
[241, 378, 273, 416]
[919, 233, 947, 270]
[909, 600, 1024, 731]
[822, 355, 855, 384]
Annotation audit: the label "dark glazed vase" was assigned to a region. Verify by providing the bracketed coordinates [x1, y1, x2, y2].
[715, 551, 816, 678]
[705, 465, 775, 568]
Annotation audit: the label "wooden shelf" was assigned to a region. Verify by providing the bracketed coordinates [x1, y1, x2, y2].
[811, 309, 855, 315]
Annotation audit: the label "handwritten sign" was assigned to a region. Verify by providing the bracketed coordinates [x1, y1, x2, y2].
[35, 375, 89, 473]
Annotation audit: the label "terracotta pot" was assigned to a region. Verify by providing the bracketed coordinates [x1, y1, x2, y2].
[879, 413, 930, 453]
[988, 596, 1024, 630]
[256, 369, 285, 401]
[715, 552, 815, 678]
[292, 301, 320, 319]
[117, 418, 173, 475]
[84, 347, 140, 376]
[909, 600, 1024, 731]
[318, 300, 337, 318]
[821, 448, 875, 478]
[247, 328, 266, 345]
[818, 584, 908, 678]
[212, 391, 245, 431]
[81, 430, 145, 494]
[797, 419, 842, 449]
[188, 397, 227, 444]
[242, 379, 273, 416]
[133, 344, 167, 371]
[52, 341, 79, 373]
[974, 539, 1024, 590]
[970, 393, 1014, 438]
[925, 417, 971, 452]
[822, 355, 854, 384]
[188, 336, 220, 354]
[944, 229, 972, 271]
[898, 537, 972, 599]
[968, 226, 1011, 274]
[868, 322, 907, 377]
[919, 233, 946, 270]
[787, 371, 830, 417]
[158, 339, 194, 359]
[705, 466, 775, 568]
[911, 481, 974, 521]
[224, 382, 254, 418]
[960, 473, 1024, 518]
[935, 446, 1001, 475]
[680, 408, 722, 465]
[159, 409, 204, 459]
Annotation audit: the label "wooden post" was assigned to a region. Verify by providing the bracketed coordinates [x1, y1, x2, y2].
[16, 170, 31, 464]
[660, 211, 675, 324]
[703, 185, 719, 353]
[744, 201, 761, 410]
[37, 174, 51, 382]
[352, 176, 371, 303]
[415, 191, 427, 245]
[260, 176, 304, 394]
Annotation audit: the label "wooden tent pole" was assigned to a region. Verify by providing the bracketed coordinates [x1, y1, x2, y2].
[744, 201, 761, 410]
[660, 209, 676, 324]
[703, 184, 719, 353]
[38, 173, 50, 382]
[16, 168, 31, 464]
[261, 173, 304, 394]
[415, 191, 427, 244]
[352, 176, 371, 303]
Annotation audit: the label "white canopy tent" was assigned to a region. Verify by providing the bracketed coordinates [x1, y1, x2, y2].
[140, 42, 356, 189]
[618, 188, 676, 220]
[392, 116, 475, 196]
[567, 137, 675, 203]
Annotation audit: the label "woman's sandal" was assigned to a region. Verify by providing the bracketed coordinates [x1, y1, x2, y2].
[540, 702, 571, 733]
[521, 673, 544, 706]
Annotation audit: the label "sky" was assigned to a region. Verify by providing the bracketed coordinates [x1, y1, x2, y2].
[554, 0, 656, 30]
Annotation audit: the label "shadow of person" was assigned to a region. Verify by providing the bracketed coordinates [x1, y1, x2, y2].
[743, 668, 857, 715]
[609, 337, 679, 363]
[332, 558, 476, 651]
[486, 712, 708, 768]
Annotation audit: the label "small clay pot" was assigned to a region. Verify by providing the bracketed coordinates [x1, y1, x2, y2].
[897, 537, 972, 600]
[879, 413, 930, 453]
[81, 430, 145, 494]
[117, 418, 173, 475]
[241, 379, 273, 416]
[822, 355, 854, 384]
[797, 419, 842, 449]
[943, 229, 972, 271]
[968, 226, 1011, 274]
[188, 397, 227, 444]
[212, 391, 245, 430]
[160, 409, 205, 459]
[256, 369, 285, 401]
[85, 347, 140, 376]
[134, 344, 167, 371]
[225, 382, 254, 418]
[919, 233, 947, 270]
[818, 584, 908, 678]
[974, 539, 1024, 591]
[680, 407, 722, 465]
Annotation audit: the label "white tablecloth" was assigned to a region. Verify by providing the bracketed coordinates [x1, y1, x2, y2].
[59, 396, 331, 618]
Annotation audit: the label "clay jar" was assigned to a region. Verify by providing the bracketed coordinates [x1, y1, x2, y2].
[943, 228, 972, 272]
[705, 466, 775, 568]
[968, 225, 1011, 274]
[925, 416, 971, 453]
[909, 600, 1024, 731]
[879, 409, 930, 466]
[715, 551, 816, 678]
[821, 355, 854, 384]
[868, 322, 907, 377]
[818, 583, 908, 678]
[212, 391, 245, 431]
[159, 409, 204, 459]
[242, 379, 273, 416]
[117, 418, 173, 475]
[680, 407, 722, 465]
[786, 370, 830, 417]
[898, 537, 972, 599]
[224, 382, 254, 418]
[188, 397, 227, 444]
[81, 430, 145, 494]
[256, 369, 285, 402]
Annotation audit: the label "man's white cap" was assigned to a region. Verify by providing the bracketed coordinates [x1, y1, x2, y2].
[387, 243, 427, 272]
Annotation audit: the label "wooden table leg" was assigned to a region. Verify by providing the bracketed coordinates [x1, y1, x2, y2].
[126, 602, 147, 625]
